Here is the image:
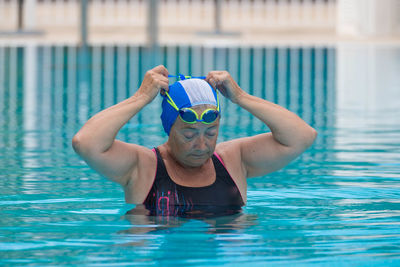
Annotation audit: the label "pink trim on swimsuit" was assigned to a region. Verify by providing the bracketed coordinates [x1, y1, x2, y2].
[213, 152, 226, 168]
[213, 152, 244, 203]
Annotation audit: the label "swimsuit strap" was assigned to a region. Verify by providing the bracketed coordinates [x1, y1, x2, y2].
[211, 152, 241, 188]
[153, 147, 169, 183]
[154, 147, 240, 191]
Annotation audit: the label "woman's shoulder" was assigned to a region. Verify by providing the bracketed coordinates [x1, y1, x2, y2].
[215, 141, 245, 177]
[125, 145, 158, 204]
[215, 139, 242, 158]
[215, 141, 248, 203]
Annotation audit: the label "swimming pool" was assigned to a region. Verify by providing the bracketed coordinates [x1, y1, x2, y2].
[1, 44, 400, 265]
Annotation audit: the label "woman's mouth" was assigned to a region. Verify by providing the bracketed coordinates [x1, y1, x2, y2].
[191, 153, 207, 158]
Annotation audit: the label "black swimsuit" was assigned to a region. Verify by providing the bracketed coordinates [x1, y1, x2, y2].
[142, 147, 244, 217]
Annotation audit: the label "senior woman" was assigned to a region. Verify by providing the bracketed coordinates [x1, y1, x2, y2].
[72, 65, 317, 216]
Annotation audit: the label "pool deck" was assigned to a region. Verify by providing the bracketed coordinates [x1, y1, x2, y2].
[1, 26, 400, 47]
[1, 0, 399, 47]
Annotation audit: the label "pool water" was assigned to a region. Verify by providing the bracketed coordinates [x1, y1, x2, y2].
[1, 44, 400, 265]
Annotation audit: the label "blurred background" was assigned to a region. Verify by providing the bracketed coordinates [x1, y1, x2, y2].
[0, 0, 399, 45]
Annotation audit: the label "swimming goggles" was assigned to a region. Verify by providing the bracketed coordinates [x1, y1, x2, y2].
[164, 74, 220, 124]
[168, 74, 206, 80]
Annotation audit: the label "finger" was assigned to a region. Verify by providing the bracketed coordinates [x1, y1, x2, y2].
[206, 71, 217, 81]
[160, 82, 169, 92]
[154, 65, 169, 77]
[207, 78, 216, 89]
[213, 73, 228, 82]
[153, 74, 169, 86]
[205, 73, 212, 83]
[160, 75, 169, 84]
[159, 78, 170, 94]
[206, 71, 218, 79]
[207, 70, 224, 76]
[205, 73, 217, 85]
[207, 71, 225, 82]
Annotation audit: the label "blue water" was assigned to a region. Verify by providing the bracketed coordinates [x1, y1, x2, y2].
[1, 44, 400, 266]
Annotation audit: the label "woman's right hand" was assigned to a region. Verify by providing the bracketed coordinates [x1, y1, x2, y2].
[136, 65, 169, 104]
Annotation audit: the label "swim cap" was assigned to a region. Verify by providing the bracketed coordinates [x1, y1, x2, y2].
[161, 78, 219, 135]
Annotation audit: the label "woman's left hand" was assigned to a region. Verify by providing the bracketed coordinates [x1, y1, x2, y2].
[206, 71, 245, 104]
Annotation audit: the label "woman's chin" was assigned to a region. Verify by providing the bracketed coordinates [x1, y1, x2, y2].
[183, 156, 209, 168]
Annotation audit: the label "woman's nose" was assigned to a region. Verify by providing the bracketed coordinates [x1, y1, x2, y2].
[194, 135, 207, 150]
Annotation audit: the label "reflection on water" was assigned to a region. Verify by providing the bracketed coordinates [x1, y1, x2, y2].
[1, 44, 400, 265]
[122, 205, 256, 235]
[126, 204, 243, 219]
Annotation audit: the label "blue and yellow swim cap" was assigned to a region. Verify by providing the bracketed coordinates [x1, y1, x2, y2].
[161, 78, 219, 135]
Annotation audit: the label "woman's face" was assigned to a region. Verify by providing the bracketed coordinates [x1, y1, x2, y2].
[167, 105, 220, 168]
